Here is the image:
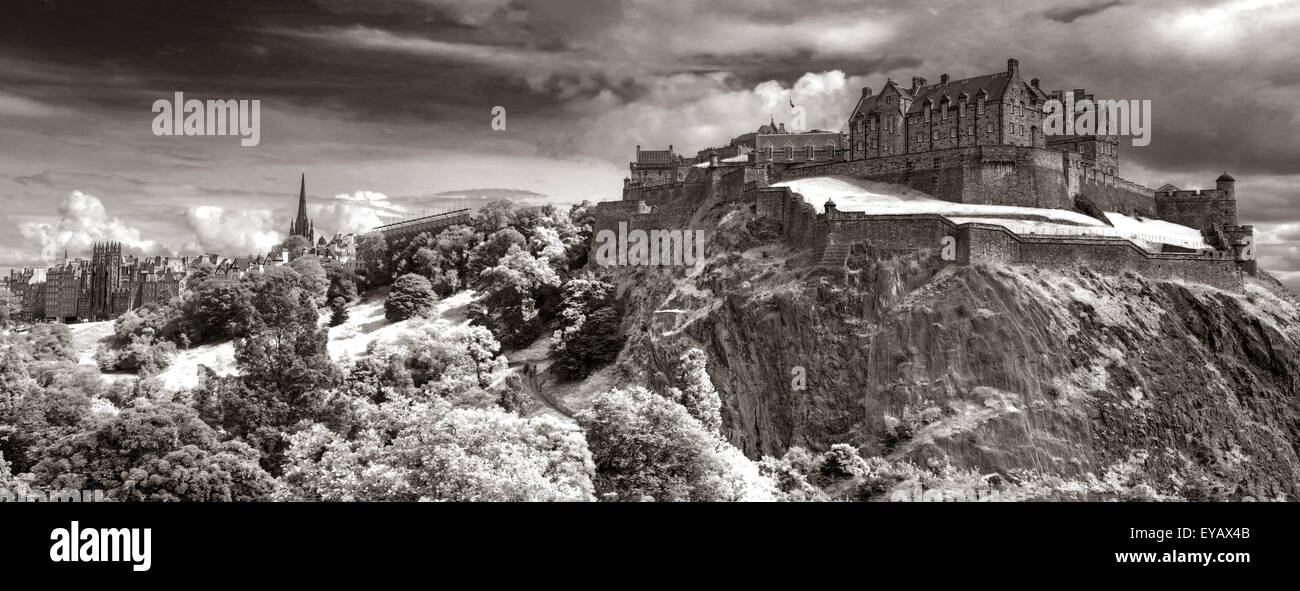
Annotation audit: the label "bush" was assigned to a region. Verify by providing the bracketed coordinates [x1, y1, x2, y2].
[95, 335, 177, 375]
[385, 274, 438, 321]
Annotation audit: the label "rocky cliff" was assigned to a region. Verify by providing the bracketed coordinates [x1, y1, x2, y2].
[598, 199, 1300, 501]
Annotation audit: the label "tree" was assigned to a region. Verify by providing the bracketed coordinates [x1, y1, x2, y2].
[0, 288, 19, 329]
[279, 396, 596, 502]
[181, 278, 256, 344]
[329, 297, 349, 327]
[356, 232, 390, 289]
[325, 262, 359, 303]
[551, 278, 624, 379]
[187, 261, 217, 285]
[30, 402, 274, 501]
[468, 228, 527, 277]
[472, 245, 560, 349]
[670, 348, 722, 435]
[280, 235, 312, 260]
[289, 254, 329, 305]
[576, 386, 775, 502]
[385, 274, 438, 322]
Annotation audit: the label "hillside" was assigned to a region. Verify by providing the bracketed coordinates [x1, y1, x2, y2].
[575, 192, 1300, 501]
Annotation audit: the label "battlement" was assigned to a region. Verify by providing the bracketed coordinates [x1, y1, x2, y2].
[1154, 188, 1231, 200]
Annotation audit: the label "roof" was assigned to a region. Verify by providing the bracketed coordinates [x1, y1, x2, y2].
[1216, 173, 1235, 182]
[907, 73, 1011, 114]
[636, 150, 678, 166]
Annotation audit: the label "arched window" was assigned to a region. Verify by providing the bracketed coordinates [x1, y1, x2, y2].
[828, 146, 837, 160]
[765, 146, 773, 161]
[806, 145, 814, 160]
[784, 146, 793, 160]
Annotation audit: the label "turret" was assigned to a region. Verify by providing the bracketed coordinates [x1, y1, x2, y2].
[1216, 172, 1235, 199]
[1007, 58, 1020, 78]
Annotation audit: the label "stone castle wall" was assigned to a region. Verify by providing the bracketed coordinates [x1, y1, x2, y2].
[771, 145, 1156, 215]
[594, 153, 1246, 290]
[1155, 189, 1237, 230]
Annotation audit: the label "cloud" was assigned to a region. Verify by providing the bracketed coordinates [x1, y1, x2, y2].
[1044, 1, 1125, 23]
[305, 190, 410, 236]
[182, 205, 282, 255]
[18, 191, 161, 260]
[561, 70, 864, 163]
[0, 92, 60, 118]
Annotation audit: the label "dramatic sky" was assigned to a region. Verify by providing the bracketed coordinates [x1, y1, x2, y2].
[2, 0, 1299, 289]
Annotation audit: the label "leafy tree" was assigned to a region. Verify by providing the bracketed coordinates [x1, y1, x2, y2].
[471, 200, 515, 235]
[280, 235, 312, 260]
[0, 288, 19, 329]
[289, 254, 329, 305]
[670, 348, 722, 434]
[551, 278, 624, 379]
[279, 396, 596, 502]
[385, 274, 438, 322]
[325, 262, 359, 303]
[576, 386, 775, 502]
[472, 245, 560, 349]
[30, 402, 274, 501]
[356, 232, 390, 289]
[187, 261, 217, 285]
[20, 324, 77, 362]
[329, 296, 349, 327]
[95, 333, 177, 375]
[181, 278, 256, 344]
[468, 228, 527, 277]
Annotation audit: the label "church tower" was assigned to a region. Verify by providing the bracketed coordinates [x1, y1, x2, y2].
[288, 173, 314, 243]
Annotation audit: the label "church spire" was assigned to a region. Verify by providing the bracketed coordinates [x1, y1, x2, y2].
[290, 173, 313, 240]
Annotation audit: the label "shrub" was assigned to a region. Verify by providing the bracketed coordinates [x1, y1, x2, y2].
[385, 274, 438, 321]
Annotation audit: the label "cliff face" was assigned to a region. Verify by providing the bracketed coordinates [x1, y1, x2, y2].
[607, 203, 1300, 500]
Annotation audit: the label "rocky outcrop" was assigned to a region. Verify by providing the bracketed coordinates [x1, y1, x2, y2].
[601, 202, 1300, 500]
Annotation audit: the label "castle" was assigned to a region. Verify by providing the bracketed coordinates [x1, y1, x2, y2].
[600, 58, 1256, 289]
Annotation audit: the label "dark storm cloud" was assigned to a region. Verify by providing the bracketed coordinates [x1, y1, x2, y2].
[1044, 0, 1125, 23]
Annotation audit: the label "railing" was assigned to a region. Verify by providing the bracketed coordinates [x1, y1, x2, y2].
[994, 223, 1207, 250]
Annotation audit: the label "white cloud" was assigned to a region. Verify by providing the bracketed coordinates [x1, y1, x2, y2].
[563, 70, 864, 162]
[182, 205, 282, 255]
[18, 191, 161, 260]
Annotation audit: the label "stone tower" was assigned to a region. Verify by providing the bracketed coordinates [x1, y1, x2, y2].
[288, 173, 314, 243]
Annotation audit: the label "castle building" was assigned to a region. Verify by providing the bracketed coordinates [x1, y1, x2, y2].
[601, 57, 1256, 290]
[288, 173, 314, 243]
[847, 59, 1047, 160]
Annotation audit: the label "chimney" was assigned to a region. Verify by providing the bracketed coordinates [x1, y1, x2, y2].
[911, 76, 927, 91]
[778, 123, 786, 133]
[940, 73, 950, 84]
[668, 144, 673, 154]
[1030, 78, 1040, 89]
[861, 86, 873, 97]
[1007, 58, 1019, 77]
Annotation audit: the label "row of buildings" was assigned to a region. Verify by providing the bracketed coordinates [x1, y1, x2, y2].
[3, 175, 359, 324]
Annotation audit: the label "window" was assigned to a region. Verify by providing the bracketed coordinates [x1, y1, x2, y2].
[870, 118, 877, 131]
[785, 146, 793, 160]
[765, 147, 773, 160]
[966, 126, 974, 136]
[924, 107, 931, 122]
[977, 99, 985, 115]
[806, 146, 814, 160]
[986, 123, 993, 133]
[932, 131, 939, 140]
[949, 128, 957, 138]
[828, 146, 836, 160]
[871, 138, 878, 149]
[1020, 124, 1025, 135]
[916, 133, 923, 144]
[942, 106, 949, 120]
